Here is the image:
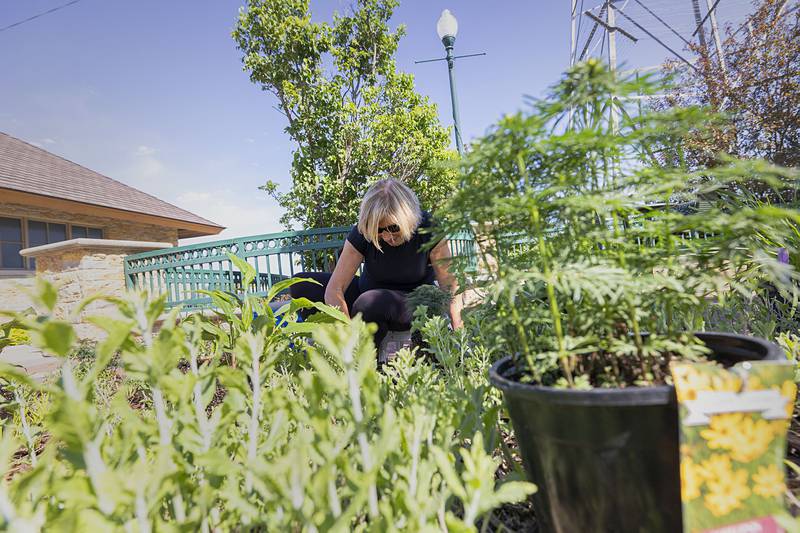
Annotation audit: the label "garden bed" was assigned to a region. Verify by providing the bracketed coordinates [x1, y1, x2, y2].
[2, 327, 799, 531]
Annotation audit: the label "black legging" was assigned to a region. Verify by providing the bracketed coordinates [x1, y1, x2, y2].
[289, 272, 412, 350]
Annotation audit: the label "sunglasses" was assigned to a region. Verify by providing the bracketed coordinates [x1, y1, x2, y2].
[378, 224, 401, 234]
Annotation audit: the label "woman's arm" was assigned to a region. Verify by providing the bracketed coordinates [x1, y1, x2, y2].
[430, 240, 463, 329]
[324, 240, 364, 318]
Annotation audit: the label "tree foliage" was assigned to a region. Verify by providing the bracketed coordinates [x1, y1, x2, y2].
[234, 0, 456, 229]
[660, 0, 800, 169]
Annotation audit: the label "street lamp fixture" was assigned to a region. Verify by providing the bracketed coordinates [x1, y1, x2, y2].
[437, 9, 463, 155]
[437, 9, 458, 42]
[414, 10, 485, 156]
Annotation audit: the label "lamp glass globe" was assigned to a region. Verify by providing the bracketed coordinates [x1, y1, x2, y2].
[436, 9, 458, 40]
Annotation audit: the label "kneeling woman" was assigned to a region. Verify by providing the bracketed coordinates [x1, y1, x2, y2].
[290, 179, 463, 350]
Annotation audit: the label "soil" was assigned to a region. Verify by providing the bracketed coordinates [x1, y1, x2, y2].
[206, 382, 227, 415]
[485, 499, 539, 532]
[487, 428, 539, 532]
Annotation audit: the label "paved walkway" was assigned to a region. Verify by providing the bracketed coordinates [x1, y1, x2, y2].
[1, 345, 62, 382]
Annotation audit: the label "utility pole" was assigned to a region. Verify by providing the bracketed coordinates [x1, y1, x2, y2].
[571, 0, 578, 66]
[691, 0, 710, 52]
[705, 0, 728, 75]
[607, 1, 619, 133]
[569, 0, 579, 129]
[606, 1, 617, 72]
[442, 34, 464, 155]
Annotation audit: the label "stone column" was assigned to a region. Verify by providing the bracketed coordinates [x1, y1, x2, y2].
[19, 239, 172, 340]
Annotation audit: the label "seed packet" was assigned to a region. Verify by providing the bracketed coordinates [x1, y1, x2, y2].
[671, 360, 797, 533]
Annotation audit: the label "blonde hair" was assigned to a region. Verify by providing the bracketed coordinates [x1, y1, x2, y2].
[358, 179, 422, 252]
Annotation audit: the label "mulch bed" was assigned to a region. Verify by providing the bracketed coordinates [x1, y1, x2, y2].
[486, 496, 538, 532]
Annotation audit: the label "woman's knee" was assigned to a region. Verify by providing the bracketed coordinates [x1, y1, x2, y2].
[352, 289, 408, 323]
[351, 290, 385, 320]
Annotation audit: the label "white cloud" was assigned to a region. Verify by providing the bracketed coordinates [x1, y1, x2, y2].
[42, 138, 56, 145]
[136, 145, 157, 156]
[137, 156, 165, 178]
[132, 145, 165, 180]
[174, 189, 285, 245]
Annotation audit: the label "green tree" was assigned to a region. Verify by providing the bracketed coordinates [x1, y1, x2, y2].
[660, 0, 800, 171]
[234, 0, 456, 230]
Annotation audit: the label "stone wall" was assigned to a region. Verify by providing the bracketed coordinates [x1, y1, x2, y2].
[0, 201, 179, 245]
[18, 239, 173, 340]
[0, 276, 36, 312]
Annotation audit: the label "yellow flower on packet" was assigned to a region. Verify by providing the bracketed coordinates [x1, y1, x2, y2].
[671, 360, 796, 533]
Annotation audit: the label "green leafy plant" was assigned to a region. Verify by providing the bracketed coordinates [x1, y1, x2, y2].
[0, 277, 533, 530]
[407, 285, 453, 321]
[778, 332, 800, 382]
[1, 320, 30, 351]
[407, 284, 454, 355]
[436, 60, 800, 388]
[7, 328, 30, 347]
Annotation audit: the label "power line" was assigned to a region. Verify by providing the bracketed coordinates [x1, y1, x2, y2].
[615, 5, 698, 71]
[632, 0, 692, 47]
[0, 0, 84, 33]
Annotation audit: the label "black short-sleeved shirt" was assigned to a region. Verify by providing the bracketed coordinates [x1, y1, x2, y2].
[347, 211, 438, 293]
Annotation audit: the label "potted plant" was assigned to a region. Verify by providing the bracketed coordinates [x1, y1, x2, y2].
[436, 60, 799, 532]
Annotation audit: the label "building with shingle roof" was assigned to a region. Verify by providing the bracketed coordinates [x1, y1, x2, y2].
[0, 131, 224, 275]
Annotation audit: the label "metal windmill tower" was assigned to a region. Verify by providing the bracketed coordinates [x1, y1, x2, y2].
[568, 0, 762, 77]
[566, 0, 778, 130]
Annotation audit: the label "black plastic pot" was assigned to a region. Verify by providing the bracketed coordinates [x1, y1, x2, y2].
[488, 332, 783, 533]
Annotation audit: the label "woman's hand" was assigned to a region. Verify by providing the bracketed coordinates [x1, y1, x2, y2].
[430, 240, 464, 329]
[324, 240, 363, 318]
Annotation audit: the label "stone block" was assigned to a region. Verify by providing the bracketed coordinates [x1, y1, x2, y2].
[0, 277, 35, 312]
[16, 239, 174, 341]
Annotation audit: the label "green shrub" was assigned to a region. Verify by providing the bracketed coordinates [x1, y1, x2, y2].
[0, 271, 533, 530]
[1, 321, 31, 351]
[778, 332, 800, 382]
[8, 328, 30, 346]
[407, 284, 453, 321]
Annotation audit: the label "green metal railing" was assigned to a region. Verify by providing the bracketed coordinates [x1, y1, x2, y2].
[124, 227, 477, 310]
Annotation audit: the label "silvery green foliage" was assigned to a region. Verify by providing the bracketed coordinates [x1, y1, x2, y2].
[435, 60, 800, 388]
[0, 278, 533, 531]
[778, 332, 800, 382]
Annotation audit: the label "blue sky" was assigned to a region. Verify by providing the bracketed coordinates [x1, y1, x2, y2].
[1, 0, 752, 243]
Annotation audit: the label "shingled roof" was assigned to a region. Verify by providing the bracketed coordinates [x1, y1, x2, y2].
[0, 132, 224, 238]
